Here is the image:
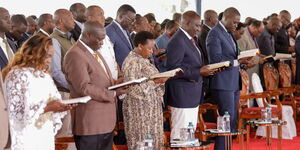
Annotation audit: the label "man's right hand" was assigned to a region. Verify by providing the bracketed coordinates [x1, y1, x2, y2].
[200, 66, 221, 77]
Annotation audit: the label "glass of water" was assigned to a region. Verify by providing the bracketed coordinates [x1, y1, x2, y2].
[180, 128, 188, 141]
[217, 116, 224, 131]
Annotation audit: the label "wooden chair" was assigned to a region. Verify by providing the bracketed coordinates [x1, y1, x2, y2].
[197, 103, 219, 142]
[55, 137, 74, 150]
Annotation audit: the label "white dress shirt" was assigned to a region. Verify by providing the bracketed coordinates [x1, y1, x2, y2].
[0, 36, 14, 60]
[98, 35, 119, 80]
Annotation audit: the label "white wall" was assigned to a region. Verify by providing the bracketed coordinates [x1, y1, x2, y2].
[0, 0, 299, 23]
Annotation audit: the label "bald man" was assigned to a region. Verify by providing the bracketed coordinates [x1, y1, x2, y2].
[70, 3, 87, 41]
[0, 7, 17, 70]
[166, 11, 217, 141]
[37, 13, 55, 36]
[206, 7, 243, 150]
[275, 10, 292, 54]
[50, 9, 75, 137]
[64, 20, 128, 150]
[257, 17, 282, 56]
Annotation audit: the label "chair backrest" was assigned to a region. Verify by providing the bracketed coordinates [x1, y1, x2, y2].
[263, 63, 279, 91]
[252, 73, 267, 107]
[240, 69, 250, 95]
[278, 61, 292, 88]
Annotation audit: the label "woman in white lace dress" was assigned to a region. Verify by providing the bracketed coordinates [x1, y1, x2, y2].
[2, 35, 74, 150]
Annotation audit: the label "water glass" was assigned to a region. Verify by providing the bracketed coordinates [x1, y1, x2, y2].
[217, 116, 224, 131]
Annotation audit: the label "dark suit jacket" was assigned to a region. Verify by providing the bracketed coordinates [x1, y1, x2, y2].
[197, 24, 210, 65]
[275, 26, 290, 54]
[165, 29, 204, 108]
[63, 41, 116, 135]
[257, 28, 275, 56]
[206, 23, 240, 91]
[0, 38, 18, 70]
[106, 21, 133, 67]
[70, 23, 82, 41]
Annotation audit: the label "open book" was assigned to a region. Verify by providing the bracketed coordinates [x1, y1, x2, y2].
[108, 68, 183, 90]
[207, 61, 231, 70]
[61, 96, 91, 104]
[264, 53, 292, 62]
[238, 49, 259, 60]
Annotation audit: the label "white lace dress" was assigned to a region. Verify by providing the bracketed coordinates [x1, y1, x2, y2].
[4, 67, 66, 150]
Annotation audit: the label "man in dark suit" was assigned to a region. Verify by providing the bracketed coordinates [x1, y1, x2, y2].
[257, 17, 282, 56]
[63, 21, 128, 150]
[106, 4, 136, 67]
[197, 10, 218, 115]
[69, 3, 87, 41]
[275, 10, 291, 54]
[0, 8, 17, 70]
[6, 14, 29, 49]
[166, 11, 217, 140]
[37, 13, 55, 37]
[206, 7, 244, 150]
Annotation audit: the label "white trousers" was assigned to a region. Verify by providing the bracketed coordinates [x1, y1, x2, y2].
[170, 106, 199, 140]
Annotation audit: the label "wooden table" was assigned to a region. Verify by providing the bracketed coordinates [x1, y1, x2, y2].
[246, 120, 287, 150]
[202, 130, 247, 150]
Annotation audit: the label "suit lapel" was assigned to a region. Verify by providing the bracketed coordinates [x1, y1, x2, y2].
[97, 52, 114, 85]
[179, 30, 202, 63]
[112, 22, 132, 50]
[77, 42, 113, 84]
[217, 23, 237, 55]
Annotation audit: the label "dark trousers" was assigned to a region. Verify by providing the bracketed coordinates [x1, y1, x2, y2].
[211, 90, 240, 150]
[74, 131, 114, 150]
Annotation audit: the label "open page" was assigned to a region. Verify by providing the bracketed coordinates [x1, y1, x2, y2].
[108, 77, 148, 90]
[149, 68, 183, 79]
[61, 96, 92, 104]
[207, 61, 231, 70]
[238, 49, 259, 60]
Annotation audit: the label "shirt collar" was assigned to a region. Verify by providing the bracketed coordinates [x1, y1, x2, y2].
[204, 23, 212, 30]
[39, 28, 50, 37]
[180, 27, 192, 40]
[219, 21, 228, 33]
[79, 39, 95, 55]
[75, 20, 84, 29]
[114, 20, 126, 32]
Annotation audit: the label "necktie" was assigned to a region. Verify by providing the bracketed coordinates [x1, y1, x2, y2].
[3, 39, 14, 61]
[93, 52, 109, 78]
[227, 32, 237, 52]
[191, 38, 202, 58]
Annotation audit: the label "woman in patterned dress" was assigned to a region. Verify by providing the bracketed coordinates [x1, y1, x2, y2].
[2, 34, 75, 150]
[122, 31, 168, 150]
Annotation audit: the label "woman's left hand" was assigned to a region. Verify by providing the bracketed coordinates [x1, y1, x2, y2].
[153, 77, 169, 84]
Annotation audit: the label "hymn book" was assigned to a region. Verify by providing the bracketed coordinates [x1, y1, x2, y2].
[264, 53, 292, 62]
[61, 96, 92, 104]
[207, 61, 231, 70]
[108, 68, 183, 90]
[238, 49, 259, 60]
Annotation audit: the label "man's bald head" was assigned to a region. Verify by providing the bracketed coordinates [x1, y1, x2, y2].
[53, 9, 75, 32]
[81, 20, 106, 51]
[181, 11, 201, 37]
[267, 16, 282, 34]
[204, 10, 218, 27]
[38, 13, 55, 34]
[221, 7, 241, 33]
[0, 7, 11, 34]
[69, 3, 86, 23]
[85, 5, 105, 26]
[279, 10, 291, 27]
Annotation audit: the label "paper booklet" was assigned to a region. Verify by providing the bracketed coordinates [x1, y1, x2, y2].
[238, 49, 259, 60]
[207, 61, 231, 70]
[61, 96, 91, 104]
[108, 68, 183, 90]
[264, 53, 292, 62]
